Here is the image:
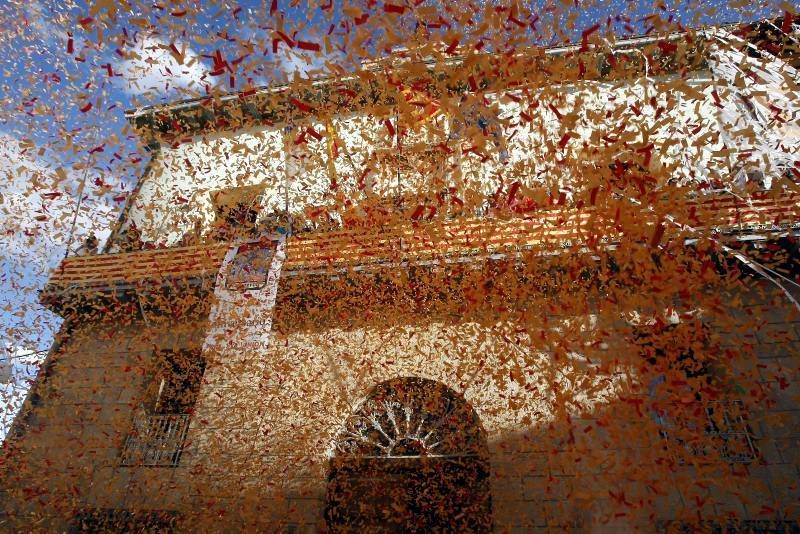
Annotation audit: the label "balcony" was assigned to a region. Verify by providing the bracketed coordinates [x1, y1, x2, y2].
[284, 189, 800, 275]
[40, 190, 800, 315]
[40, 244, 229, 316]
[45, 244, 229, 290]
[120, 413, 192, 467]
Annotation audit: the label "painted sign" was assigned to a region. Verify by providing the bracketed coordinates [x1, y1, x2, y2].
[225, 240, 280, 290]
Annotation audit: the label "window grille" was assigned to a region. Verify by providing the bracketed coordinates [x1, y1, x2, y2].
[69, 508, 181, 532]
[120, 413, 191, 467]
[655, 519, 800, 533]
[656, 399, 758, 464]
[120, 348, 205, 468]
[208, 185, 267, 241]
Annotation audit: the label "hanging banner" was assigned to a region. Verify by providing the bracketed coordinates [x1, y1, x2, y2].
[187, 234, 287, 473]
[225, 241, 279, 291]
[203, 234, 286, 358]
[203, 236, 286, 371]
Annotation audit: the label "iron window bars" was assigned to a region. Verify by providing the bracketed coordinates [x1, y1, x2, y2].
[655, 399, 758, 464]
[120, 412, 191, 467]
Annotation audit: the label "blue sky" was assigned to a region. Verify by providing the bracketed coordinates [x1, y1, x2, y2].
[0, 0, 789, 439]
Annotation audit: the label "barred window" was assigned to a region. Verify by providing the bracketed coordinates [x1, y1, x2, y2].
[638, 320, 758, 465]
[654, 399, 758, 465]
[147, 349, 207, 415]
[69, 509, 181, 533]
[120, 348, 205, 467]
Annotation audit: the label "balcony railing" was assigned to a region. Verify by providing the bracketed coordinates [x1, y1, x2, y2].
[47, 244, 229, 290]
[40, 190, 800, 312]
[120, 413, 192, 467]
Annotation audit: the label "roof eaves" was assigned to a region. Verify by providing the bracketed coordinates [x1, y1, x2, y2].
[124, 25, 705, 123]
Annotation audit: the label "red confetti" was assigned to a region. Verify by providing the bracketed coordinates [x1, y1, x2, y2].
[650, 222, 666, 248]
[297, 41, 321, 52]
[384, 3, 407, 14]
[657, 40, 678, 54]
[290, 98, 312, 113]
[782, 11, 794, 33]
[580, 24, 600, 52]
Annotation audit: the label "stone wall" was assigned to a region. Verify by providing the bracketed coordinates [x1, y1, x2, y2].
[1, 277, 797, 532]
[0, 319, 207, 530]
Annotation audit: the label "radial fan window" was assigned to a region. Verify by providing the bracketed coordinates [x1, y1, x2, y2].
[334, 377, 484, 458]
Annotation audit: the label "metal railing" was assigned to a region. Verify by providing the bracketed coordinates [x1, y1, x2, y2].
[120, 413, 191, 467]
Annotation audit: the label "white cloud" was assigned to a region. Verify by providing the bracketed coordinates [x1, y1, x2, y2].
[0, 348, 44, 443]
[232, 22, 347, 85]
[0, 135, 115, 265]
[278, 47, 342, 80]
[114, 35, 212, 98]
[22, 1, 79, 52]
[0, 134, 116, 348]
[0, 135, 118, 441]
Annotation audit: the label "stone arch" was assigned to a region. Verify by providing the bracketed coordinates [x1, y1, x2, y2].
[325, 377, 492, 532]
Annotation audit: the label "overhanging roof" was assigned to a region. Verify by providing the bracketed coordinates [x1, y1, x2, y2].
[124, 28, 710, 141]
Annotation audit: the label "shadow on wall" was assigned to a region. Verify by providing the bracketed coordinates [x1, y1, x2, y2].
[3, 243, 798, 531]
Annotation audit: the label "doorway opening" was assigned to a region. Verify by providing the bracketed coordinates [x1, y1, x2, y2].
[325, 377, 492, 532]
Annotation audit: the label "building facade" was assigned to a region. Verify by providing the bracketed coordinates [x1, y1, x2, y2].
[2, 20, 800, 531]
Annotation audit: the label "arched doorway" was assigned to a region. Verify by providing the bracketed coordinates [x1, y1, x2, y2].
[325, 377, 492, 532]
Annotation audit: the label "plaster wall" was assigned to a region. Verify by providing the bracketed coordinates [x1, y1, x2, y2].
[124, 75, 734, 249]
[1, 280, 798, 531]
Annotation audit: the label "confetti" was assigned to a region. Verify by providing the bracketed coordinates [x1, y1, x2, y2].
[0, 2, 798, 532]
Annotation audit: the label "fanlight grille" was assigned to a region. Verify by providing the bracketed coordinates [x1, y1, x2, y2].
[333, 378, 485, 458]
